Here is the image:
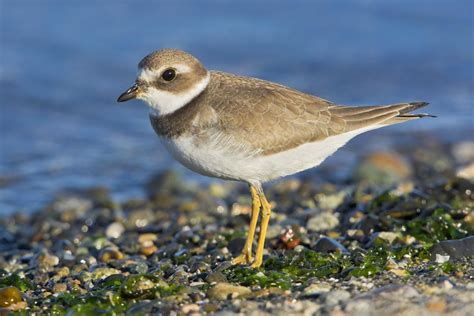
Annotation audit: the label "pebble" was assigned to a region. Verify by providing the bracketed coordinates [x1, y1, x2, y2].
[452, 141, 474, 164]
[313, 237, 348, 254]
[324, 290, 351, 305]
[99, 247, 124, 262]
[307, 211, 340, 232]
[430, 236, 474, 261]
[0, 286, 23, 307]
[367, 231, 399, 247]
[89, 267, 122, 281]
[138, 233, 158, 246]
[456, 163, 474, 181]
[52, 283, 68, 293]
[426, 298, 447, 313]
[140, 244, 158, 256]
[206, 271, 227, 283]
[207, 283, 251, 300]
[303, 282, 331, 297]
[354, 151, 412, 185]
[105, 222, 125, 239]
[182, 303, 200, 314]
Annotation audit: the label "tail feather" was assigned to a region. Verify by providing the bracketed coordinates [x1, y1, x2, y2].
[329, 101, 433, 131]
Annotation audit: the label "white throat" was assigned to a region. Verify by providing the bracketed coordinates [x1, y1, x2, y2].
[139, 71, 210, 116]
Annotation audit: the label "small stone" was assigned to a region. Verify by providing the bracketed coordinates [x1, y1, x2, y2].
[345, 300, 371, 315]
[430, 236, 474, 261]
[105, 222, 125, 239]
[99, 247, 124, 262]
[227, 238, 246, 255]
[354, 151, 412, 185]
[456, 163, 474, 181]
[307, 211, 339, 232]
[206, 271, 227, 283]
[52, 283, 67, 293]
[89, 267, 122, 281]
[34, 252, 59, 271]
[367, 231, 399, 247]
[0, 286, 23, 307]
[138, 233, 158, 247]
[253, 287, 285, 297]
[426, 298, 447, 313]
[303, 282, 331, 297]
[389, 268, 409, 277]
[435, 254, 450, 263]
[313, 237, 348, 254]
[452, 141, 474, 164]
[182, 303, 200, 314]
[324, 290, 351, 305]
[140, 244, 158, 256]
[315, 191, 347, 210]
[207, 283, 251, 300]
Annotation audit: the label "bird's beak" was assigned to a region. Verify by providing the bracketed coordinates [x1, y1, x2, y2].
[117, 84, 139, 102]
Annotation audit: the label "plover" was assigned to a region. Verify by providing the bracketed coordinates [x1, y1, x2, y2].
[117, 49, 432, 268]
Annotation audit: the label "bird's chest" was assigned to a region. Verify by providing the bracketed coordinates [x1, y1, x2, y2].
[159, 135, 244, 180]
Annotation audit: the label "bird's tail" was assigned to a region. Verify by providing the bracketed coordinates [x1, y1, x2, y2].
[329, 101, 434, 131]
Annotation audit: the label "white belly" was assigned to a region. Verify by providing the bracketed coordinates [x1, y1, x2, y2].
[160, 126, 379, 183]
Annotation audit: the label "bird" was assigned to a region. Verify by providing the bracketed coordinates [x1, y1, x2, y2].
[117, 48, 433, 268]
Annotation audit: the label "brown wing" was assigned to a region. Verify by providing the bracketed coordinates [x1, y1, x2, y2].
[206, 71, 429, 155]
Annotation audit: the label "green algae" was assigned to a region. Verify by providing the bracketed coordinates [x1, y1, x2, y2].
[405, 208, 471, 243]
[0, 272, 32, 292]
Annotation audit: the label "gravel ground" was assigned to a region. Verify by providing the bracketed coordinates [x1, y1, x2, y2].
[1, 140, 473, 315]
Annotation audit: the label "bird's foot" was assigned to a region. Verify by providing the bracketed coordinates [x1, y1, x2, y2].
[232, 253, 253, 265]
[250, 257, 263, 268]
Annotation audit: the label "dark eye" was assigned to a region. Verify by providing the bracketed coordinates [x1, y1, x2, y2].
[161, 68, 176, 81]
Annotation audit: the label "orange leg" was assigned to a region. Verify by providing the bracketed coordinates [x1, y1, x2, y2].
[251, 188, 271, 268]
[232, 185, 261, 265]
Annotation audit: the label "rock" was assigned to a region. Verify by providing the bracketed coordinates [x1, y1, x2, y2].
[138, 233, 158, 247]
[434, 254, 450, 263]
[31, 251, 59, 272]
[315, 191, 348, 210]
[313, 237, 348, 254]
[227, 237, 246, 255]
[430, 236, 474, 261]
[121, 275, 159, 298]
[0, 286, 23, 307]
[105, 222, 125, 239]
[452, 141, 474, 164]
[307, 211, 339, 232]
[456, 163, 474, 181]
[89, 267, 122, 281]
[354, 152, 412, 185]
[140, 245, 158, 256]
[324, 289, 351, 305]
[99, 247, 124, 262]
[207, 283, 251, 300]
[302, 282, 331, 297]
[367, 232, 399, 247]
[426, 298, 447, 313]
[344, 300, 372, 316]
[182, 303, 200, 314]
[52, 283, 67, 293]
[206, 271, 227, 283]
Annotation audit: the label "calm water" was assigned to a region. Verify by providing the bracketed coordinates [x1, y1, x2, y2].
[1, 0, 473, 213]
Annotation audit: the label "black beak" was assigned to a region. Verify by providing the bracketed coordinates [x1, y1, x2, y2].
[117, 84, 139, 102]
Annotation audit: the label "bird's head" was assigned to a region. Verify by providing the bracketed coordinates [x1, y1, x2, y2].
[117, 49, 210, 115]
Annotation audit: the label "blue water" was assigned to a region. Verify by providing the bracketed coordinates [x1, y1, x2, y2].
[1, 0, 473, 213]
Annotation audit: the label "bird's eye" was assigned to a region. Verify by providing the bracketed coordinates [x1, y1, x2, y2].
[161, 68, 176, 81]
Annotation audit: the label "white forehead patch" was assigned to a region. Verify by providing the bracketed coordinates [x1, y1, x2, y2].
[138, 64, 192, 83]
[138, 71, 210, 116]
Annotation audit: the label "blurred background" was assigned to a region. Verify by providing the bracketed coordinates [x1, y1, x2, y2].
[1, 0, 473, 214]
